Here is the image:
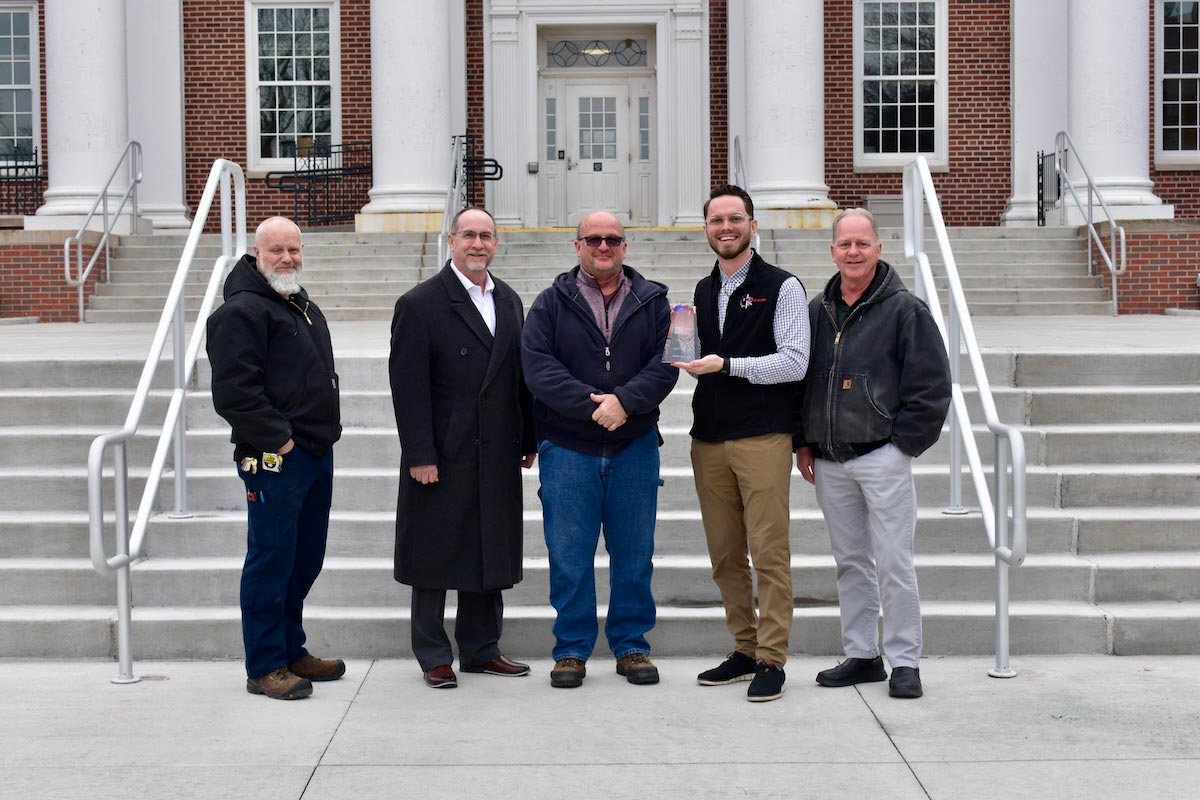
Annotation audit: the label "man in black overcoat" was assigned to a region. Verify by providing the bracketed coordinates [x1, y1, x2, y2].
[389, 207, 536, 689]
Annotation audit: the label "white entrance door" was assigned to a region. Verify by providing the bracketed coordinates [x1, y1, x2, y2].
[564, 83, 630, 226]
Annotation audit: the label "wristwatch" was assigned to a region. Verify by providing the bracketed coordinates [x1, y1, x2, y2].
[720, 357, 731, 376]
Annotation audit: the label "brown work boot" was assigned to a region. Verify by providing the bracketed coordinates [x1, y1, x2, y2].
[246, 667, 313, 700]
[616, 652, 660, 685]
[289, 654, 346, 682]
[550, 657, 587, 688]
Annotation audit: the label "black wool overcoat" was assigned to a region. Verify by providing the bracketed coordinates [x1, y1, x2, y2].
[389, 264, 535, 591]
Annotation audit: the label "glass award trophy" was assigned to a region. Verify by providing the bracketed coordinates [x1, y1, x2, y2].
[662, 304, 699, 363]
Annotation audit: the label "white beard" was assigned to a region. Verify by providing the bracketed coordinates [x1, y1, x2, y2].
[261, 267, 302, 297]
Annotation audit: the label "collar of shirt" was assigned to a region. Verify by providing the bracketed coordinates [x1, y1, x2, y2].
[450, 261, 494, 299]
[718, 250, 755, 294]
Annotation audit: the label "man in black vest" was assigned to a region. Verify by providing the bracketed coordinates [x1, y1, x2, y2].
[672, 185, 810, 702]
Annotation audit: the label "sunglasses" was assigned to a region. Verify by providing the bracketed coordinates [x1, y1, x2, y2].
[577, 235, 625, 249]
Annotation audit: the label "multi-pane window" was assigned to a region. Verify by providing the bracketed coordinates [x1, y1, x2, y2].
[855, 0, 946, 169]
[862, 1, 935, 154]
[250, 4, 338, 166]
[0, 8, 34, 160]
[578, 97, 616, 160]
[1162, 2, 1200, 152]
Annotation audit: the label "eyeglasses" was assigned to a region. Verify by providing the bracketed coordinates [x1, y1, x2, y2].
[705, 214, 751, 227]
[453, 230, 496, 243]
[577, 235, 625, 248]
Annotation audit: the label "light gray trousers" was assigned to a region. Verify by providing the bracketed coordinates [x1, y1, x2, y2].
[814, 443, 922, 668]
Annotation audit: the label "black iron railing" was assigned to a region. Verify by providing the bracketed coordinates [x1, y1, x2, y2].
[0, 148, 45, 215]
[265, 140, 372, 226]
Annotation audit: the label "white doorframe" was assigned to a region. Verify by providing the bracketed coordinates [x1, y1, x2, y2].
[538, 73, 657, 226]
[483, 2, 708, 227]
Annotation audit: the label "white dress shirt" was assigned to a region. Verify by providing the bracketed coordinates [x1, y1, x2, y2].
[450, 261, 496, 335]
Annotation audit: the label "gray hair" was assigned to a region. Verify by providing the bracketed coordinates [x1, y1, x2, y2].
[831, 207, 878, 242]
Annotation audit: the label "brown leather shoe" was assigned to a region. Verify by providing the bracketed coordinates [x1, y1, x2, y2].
[246, 667, 313, 700]
[616, 652, 660, 685]
[423, 664, 458, 689]
[289, 654, 346, 682]
[462, 655, 531, 676]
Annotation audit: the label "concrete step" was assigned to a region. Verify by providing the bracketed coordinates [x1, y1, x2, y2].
[0, 600, 1116, 659]
[0, 506, 1080, 560]
[110, 243, 428, 259]
[9, 418, 1192, 472]
[1089, 553, 1200, 603]
[0, 463, 1142, 513]
[89, 290, 416, 309]
[0, 552, 1096, 609]
[1074, 508, 1200, 553]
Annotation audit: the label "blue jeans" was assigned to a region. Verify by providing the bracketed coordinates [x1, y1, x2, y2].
[538, 429, 660, 662]
[237, 446, 334, 678]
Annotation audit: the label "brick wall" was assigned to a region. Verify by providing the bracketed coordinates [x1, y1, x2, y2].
[0, 231, 103, 322]
[709, 0, 728, 188]
[1093, 221, 1200, 313]
[181, 0, 372, 229]
[824, 0, 1011, 225]
[466, 0, 485, 207]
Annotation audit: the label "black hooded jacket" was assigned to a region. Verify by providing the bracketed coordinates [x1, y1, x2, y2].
[798, 260, 950, 462]
[205, 254, 342, 461]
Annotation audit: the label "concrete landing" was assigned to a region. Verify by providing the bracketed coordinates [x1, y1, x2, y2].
[3, 656, 1199, 800]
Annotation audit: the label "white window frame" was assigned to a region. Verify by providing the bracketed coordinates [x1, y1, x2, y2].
[1155, 0, 1200, 169]
[852, 0, 948, 172]
[0, 1, 40, 166]
[244, 0, 342, 175]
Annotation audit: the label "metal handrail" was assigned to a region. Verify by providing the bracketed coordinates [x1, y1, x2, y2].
[903, 156, 1028, 679]
[87, 159, 247, 684]
[731, 135, 761, 252]
[1054, 130, 1127, 315]
[64, 140, 143, 322]
[437, 134, 468, 269]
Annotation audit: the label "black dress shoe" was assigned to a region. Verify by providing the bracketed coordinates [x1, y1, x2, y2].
[423, 664, 458, 689]
[462, 655, 531, 676]
[889, 666, 923, 698]
[815, 656, 888, 687]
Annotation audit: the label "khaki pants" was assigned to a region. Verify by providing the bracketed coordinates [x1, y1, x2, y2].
[690, 432, 794, 665]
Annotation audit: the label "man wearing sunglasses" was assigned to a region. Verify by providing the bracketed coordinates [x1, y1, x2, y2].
[673, 185, 810, 703]
[522, 210, 678, 689]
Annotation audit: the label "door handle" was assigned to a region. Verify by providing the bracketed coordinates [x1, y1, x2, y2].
[567, 157, 577, 170]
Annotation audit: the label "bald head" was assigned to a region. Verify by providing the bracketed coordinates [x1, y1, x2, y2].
[255, 216, 303, 251]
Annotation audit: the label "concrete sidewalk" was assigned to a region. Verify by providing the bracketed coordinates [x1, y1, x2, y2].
[4, 656, 1199, 800]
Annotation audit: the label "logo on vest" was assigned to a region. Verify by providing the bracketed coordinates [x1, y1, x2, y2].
[739, 295, 767, 310]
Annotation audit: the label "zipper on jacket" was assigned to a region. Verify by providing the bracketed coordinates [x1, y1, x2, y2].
[288, 298, 313, 325]
[605, 345, 611, 372]
[820, 280, 878, 457]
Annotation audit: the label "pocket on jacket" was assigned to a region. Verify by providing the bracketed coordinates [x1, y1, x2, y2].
[833, 371, 893, 443]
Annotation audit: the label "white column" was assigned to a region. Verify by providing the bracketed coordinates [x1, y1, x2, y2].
[126, 0, 190, 230]
[742, 0, 835, 229]
[1002, 0, 1068, 225]
[1066, 0, 1171, 220]
[357, 0, 451, 232]
[487, 3, 524, 226]
[28, 0, 136, 232]
[669, 4, 709, 225]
